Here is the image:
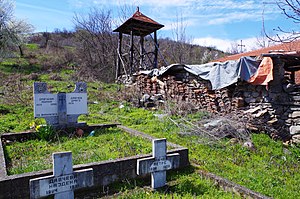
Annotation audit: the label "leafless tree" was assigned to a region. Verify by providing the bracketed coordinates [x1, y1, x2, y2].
[264, 0, 300, 42]
[226, 41, 239, 54]
[169, 12, 192, 64]
[73, 8, 117, 82]
[256, 29, 277, 48]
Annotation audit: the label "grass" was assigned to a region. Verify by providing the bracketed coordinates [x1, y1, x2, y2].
[0, 104, 33, 133]
[4, 127, 153, 175]
[0, 58, 41, 74]
[102, 166, 240, 199]
[1, 57, 300, 198]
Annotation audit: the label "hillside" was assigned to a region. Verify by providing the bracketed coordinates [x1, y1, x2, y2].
[1, 31, 227, 83]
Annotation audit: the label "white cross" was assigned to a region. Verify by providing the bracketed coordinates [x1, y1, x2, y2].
[30, 152, 93, 199]
[137, 138, 180, 189]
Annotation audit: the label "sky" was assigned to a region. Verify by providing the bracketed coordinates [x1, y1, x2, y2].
[14, 0, 298, 52]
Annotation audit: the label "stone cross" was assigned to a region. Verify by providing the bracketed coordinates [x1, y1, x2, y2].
[33, 82, 88, 128]
[137, 138, 180, 189]
[30, 152, 93, 199]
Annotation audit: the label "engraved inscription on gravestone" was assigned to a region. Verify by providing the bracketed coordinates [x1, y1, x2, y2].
[30, 152, 93, 199]
[66, 93, 88, 115]
[34, 94, 58, 117]
[33, 82, 88, 127]
[137, 138, 180, 189]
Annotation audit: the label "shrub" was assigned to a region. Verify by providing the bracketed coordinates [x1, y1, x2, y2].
[35, 125, 56, 141]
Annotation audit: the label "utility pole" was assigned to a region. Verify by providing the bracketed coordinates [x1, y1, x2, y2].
[238, 40, 245, 53]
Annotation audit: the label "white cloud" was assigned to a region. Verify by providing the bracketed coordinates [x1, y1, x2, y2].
[207, 12, 260, 25]
[192, 36, 259, 52]
[68, 0, 280, 27]
[193, 37, 233, 52]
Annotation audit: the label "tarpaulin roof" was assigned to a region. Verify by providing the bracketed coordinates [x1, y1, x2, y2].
[140, 56, 260, 90]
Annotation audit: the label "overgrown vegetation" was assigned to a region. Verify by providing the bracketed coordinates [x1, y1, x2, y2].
[0, 14, 299, 197]
[1, 61, 300, 198]
[0, 60, 300, 198]
[86, 166, 240, 199]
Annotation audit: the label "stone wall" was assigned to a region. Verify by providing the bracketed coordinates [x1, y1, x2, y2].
[0, 126, 189, 198]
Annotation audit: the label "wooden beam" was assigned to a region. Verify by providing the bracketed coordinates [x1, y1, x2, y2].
[116, 32, 122, 79]
[140, 36, 144, 69]
[130, 30, 134, 74]
[154, 31, 158, 68]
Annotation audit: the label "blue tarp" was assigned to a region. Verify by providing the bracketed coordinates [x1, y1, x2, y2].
[142, 57, 259, 90]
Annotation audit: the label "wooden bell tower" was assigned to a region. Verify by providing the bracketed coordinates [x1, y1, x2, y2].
[113, 7, 164, 79]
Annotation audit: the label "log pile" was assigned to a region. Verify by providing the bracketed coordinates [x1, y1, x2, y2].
[132, 55, 300, 140]
[134, 70, 300, 140]
[135, 73, 242, 114]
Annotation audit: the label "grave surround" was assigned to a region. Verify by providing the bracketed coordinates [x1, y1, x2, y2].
[0, 125, 189, 199]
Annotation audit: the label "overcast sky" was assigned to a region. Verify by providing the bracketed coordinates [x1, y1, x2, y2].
[14, 0, 297, 52]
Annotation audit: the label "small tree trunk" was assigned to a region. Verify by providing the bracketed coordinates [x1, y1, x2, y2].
[18, 45, 24, 57]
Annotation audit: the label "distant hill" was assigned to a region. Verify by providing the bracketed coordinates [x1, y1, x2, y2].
[4, 31, 228, 83]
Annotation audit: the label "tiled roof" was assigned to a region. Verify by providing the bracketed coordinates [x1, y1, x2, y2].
[215, 40, 300, 62]
[131, 10, 162, 26]
[113, 8, 164, 36]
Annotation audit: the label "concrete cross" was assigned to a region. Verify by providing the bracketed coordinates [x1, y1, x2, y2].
[33, 82, 88, 128]
[30, 152, 93, 199]
[137, 138, 180, 189]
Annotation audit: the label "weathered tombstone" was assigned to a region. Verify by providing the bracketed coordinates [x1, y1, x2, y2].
[29, 152, 93, 199]
[33, 82, 88, 128]
[137, 138, 180, 189]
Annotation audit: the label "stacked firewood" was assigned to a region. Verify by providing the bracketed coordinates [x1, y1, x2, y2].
[135, 73, 242, 114]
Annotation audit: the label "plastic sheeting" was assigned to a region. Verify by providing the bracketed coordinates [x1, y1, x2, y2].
[248, 57, 273, 86]
[140, 56, 260, 90]
[185, 56, 259, 90]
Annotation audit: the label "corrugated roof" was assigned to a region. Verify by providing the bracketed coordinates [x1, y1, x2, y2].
[113, 8, 164, 36]
[215, 40, 300, 62]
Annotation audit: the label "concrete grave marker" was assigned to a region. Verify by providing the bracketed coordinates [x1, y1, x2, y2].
[33, 82, 88, 128]
[29, 152, 93, 199]
[137, 138, 180, 189]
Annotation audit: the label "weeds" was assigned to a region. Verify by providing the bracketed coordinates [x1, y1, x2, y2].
[1, 60, 300, 198]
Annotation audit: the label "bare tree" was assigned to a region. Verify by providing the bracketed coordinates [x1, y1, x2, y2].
[256, 29, 278, 48]
[264, 0, 300, 42]
[169, 12, 194, 64]
[226, 41, 239, 54]
[73, 8, 117, 82]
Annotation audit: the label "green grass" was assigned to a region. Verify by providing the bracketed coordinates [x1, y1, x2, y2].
[108, 108, 300, 199]
[0, 104, 34, 133]
[4, 127, 153, 175]
[104, 166, 240, 199]
[25, 43, 39, 50]
[0, 58, 41, 74]
[1, 62, 300, 198]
